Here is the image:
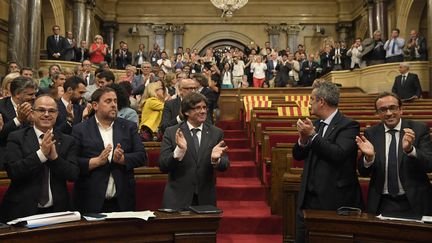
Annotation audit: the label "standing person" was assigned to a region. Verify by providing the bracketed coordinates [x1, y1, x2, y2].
[157, 51, 172, 74]
[89, 35, 107, 65]
[0, 95, 79, 222]
[362, 30, 387, 66]
[300, 54, 318, 86]
[139, 82, 165, 141]
[114, 41, 132, 70]
[347, 38, 364, 70]
[149, 43, 161, 67]
[232, 56, 245, 88]
[75, 40, 90, 63]
[407, 29, 428, 61]
[133, 43, 149, 68]
[274, 53, 291, 87]
[356, 92, 432, 216]
[384, 28, 405, 63]
[64, 31, 76, 61]
[159, 78, 198, 134]
[320, 44, 333, 75]
[330, 41, 348, 70]
[71, 87, 147, 213]
[159, 92, 229, 210]
[80, 60, 95, 86]
[391, 62, 422, 101]
[293, 80, 363, 243]
[250, 55, 267, 88]
[46, 25, 67, 60]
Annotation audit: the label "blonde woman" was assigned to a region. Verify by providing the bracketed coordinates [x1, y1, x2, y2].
[139, 82, 165, 141]
[1, 72, 20, 98]
[89, 34, 107, 64]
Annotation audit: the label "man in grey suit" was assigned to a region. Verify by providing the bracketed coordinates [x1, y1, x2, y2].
[159, 92, 229, 210]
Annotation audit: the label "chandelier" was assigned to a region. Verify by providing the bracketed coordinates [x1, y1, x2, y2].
[210, 0, 248, 18]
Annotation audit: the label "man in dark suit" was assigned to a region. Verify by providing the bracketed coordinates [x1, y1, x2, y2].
[114, 41, 132, 70]
[407, 30, 428, 61]
[0, 95, 79, 222]
[46, 25, 67, 60]
[357, 92, 432, 216]
[71, 87, 147, 213]
[75, 40, 89, 63]
[330, 41, 348, 70]
[391, 62, 422, 101]
[55, 76, 88, 134]
[193, 73, 216, 124]
[266, 52, 278, 82]
[300, 54, 318, 86]
[159, 92, 229, 210]
[293, 80, 363, 243]
[159, 78, 198, 133]
[0, 77, 37, 169]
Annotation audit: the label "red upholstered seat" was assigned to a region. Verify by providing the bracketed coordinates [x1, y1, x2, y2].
[359, 180, 369, 208]
[0, 184, 8, 203]
[147, 150, 161, 167]
[135, 179, 166, 210]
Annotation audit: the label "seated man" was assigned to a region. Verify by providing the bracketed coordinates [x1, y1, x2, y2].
[357, 92, 432, 216]
[0, 95, 79, 222]
[72, 87, 147, 213]
[391, 62, 422, 101]
[159, 92, 229, 210]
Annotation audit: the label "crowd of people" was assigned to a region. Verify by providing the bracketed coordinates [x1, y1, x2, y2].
[0, 24, 429, 228]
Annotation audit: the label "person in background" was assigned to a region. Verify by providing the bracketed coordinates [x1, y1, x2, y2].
[164, 72, 177, 97]
[232, 56, 245, 88]
[39, 64, 61, 90]
[362, 30, 386, 66]
[114, 41, 132, 70]
[0, 73, 20, 98]
[75, 40, 90, 63]
[384, 28, 405, 63]
[391, 62, 422, 101]
[251, 55, 267, 87]
[300, 54, 318, 86]
[407, 29, 428, 61]
[89, 35, 107, 65]
[107, 83, 138, 125]
[119, 65, 137, 83]
[46, 25, 66, 60]
[139, 82, 165, 141]
[133, 43, 149, 68]
[20, 67, 34, 78]
[347, 38, 364, 70]
[220, 62, 233, 88]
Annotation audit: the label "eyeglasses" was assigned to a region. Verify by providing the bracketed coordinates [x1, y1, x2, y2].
[182, 87, 197, 91]
[192, 106, 207, 112]
[33, 108, 58, 115]
[377, 105, 399, 114]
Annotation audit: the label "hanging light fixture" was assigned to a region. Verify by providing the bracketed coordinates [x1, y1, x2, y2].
[210, 0, 248, 18]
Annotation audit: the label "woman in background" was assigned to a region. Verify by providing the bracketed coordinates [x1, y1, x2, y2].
[139, 82, 165, 141]
[109, 83, 138, 124]
[89, 35, 107, 65]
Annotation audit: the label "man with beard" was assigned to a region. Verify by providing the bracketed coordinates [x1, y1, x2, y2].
[55, 76, 89, 134]
[72, 87, 147, 213]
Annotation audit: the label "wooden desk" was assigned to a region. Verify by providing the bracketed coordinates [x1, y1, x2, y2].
[303, 210, 432, 243]
[0, 212, 221, 242]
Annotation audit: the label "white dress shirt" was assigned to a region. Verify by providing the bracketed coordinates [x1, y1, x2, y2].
[95, 117, 116, 199]
[173, 122, 203, 161]
[34, 127, 53, 208]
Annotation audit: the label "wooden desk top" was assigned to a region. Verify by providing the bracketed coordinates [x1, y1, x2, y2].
[0, 211, 222, 242]
[304, 210, 432, 243]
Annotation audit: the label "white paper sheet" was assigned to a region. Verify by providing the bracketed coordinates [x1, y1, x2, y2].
[102, 211, 156, 221]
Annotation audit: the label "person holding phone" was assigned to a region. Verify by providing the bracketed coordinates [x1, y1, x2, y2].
[159, 92, 229, 210]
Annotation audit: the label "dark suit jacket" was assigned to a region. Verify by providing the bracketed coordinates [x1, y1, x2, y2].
[0, 128, 79, 222]
[75, 47, 90, 62]
[55, 100, 84, 134]
[266, 59, 278, 80]
[391, 73, 422, 100]
[71, 116, 147, 213]
[409, 36, 428, 61]
[358, 119, 432, 215]
[300, 61, 318, 86]
[200, 87, 216, 124]
[133, 50, 149, 66]
[114, 49, 132, 69]
[293, 111, 363, 210]
[0, 97, 20, 148]
[159, 122, 229, 210]
[46, 35, 67, 60]
[160, 97, 181, 134]
[330, 48, 348, 68]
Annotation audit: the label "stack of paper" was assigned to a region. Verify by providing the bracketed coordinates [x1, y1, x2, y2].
[7, 211, 81, 228]
[102, 211, 155, 221]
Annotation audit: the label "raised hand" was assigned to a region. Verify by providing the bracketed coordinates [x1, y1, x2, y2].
[82, 103, 92, 120]
[211, 141, 228, 164]
[40, 130, 56, 158]
[89, 144, 112, 170]
[175, 128, 187, 150]
[297, 118, 315, 143]
[66, 103, 74, 122]
[113, 143, 125, 164]
[17, 102, 32, 123]
[402, 128, 415, 153]
[355, 135, 375, 161]
[0, 114, 3, 131]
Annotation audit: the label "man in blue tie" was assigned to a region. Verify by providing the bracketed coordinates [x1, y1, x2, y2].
[356, 92, 432, 216]
[384, 28, 405, 63]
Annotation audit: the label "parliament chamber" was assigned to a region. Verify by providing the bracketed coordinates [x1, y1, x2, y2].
[2, 0, 432, 243]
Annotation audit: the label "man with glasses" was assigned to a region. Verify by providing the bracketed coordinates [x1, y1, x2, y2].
[159, 92, 229, 210]
[159, 78, 197, 134]
[357, 92, 432, 216]
[0, 95, 79, 222]
[132, 62, 155, 94]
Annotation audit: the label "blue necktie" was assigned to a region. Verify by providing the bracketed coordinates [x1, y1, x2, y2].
[387, 129, 399, 196]
[391, 40, 396, 55]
